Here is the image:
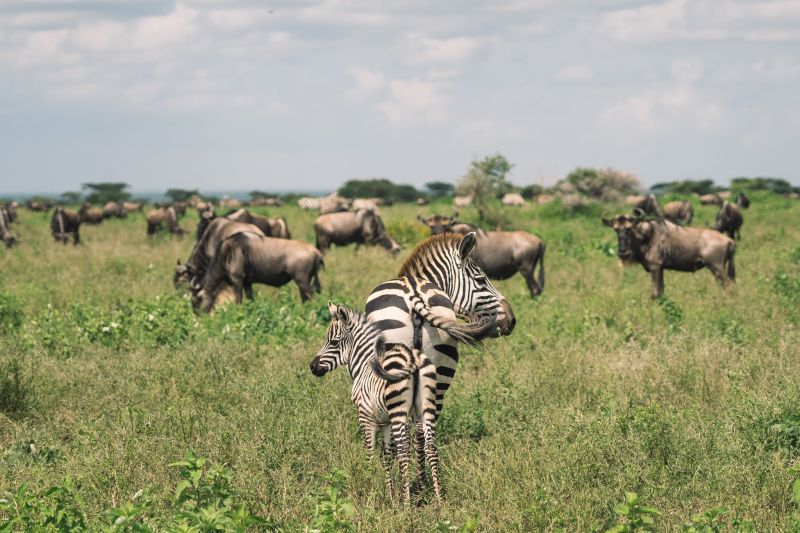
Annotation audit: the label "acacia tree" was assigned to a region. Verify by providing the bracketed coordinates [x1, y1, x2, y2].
[82, 183, 131, 204]
[165, 189, 199, 202]
[457, 153, 514, 225]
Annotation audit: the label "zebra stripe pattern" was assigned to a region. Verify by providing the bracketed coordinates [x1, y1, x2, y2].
[297, 197, 321, 210]
[310, 303, 441, 503]
[364, 233, 514, 489]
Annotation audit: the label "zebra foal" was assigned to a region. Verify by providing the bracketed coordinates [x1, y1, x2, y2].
[310, 302, 442, 504]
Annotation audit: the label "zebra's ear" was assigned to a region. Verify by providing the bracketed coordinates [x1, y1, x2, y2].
[327, 301, 337, 317]
[335, 304, 350, 322]
[459, 232, 478, 259]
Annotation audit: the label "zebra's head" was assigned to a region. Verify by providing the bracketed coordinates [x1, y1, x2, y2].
[310, 303, 383, 377]
[400, 233, 516, 337]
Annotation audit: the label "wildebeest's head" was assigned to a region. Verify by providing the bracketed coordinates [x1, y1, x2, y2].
[362, 209, 401, 256]
[416, 212, 458, 235]
[602, 214, 654, 261]
[173, 259, 195, 289]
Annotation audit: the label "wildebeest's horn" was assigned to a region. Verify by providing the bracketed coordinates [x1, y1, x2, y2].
[633, 207, 645, 219]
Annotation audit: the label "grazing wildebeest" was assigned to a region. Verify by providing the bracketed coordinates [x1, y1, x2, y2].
[736, 191, 750, 209]
[602, 213, 736, 298]
[50, 207, 81, 245]
[314, 209, 401, 255]
[146, 206, 184, 237]
[502, 193, 526, 206]
[417, 213, 545, 297]
[192, 232, 324, 311]
[176, 217, 265, 290]
[27, 200, 52, 212]
[122, 202, 143, 213]
[0, 206, 16, 248]
[632, 194, 662, 216]
[102, 202, 127, 219]
[79, 202, 104, 224]
[663, 200, 693, 226]
[712, 202, 743, 240]
[699, 193, 723, 206]
[224, 208, 291, 239]
[4, 202, 18, 222]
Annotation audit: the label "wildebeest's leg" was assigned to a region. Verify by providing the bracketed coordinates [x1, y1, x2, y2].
[295, 278, 313, 302]
[520, 266, 540, 298]
[73, 230, 80, 246]
[244, 282, 254, 300]
[651, 268, 664, 298]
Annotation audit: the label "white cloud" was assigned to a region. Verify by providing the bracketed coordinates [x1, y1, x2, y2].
[555, 64, 594, 81]
[406, 33, 481, 63]
[598, 0, 800, 43]
[377, 78, 448, 125]
[345, 66, 386, 100]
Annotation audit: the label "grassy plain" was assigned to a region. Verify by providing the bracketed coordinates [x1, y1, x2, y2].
[2, 193, 800, 531]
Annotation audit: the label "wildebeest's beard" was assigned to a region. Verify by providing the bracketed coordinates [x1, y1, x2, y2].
[616, 230, 634, 261]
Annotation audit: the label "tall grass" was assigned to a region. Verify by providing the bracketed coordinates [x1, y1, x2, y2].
[1, 195, 800, 530]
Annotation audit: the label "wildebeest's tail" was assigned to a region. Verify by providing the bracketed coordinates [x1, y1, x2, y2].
[726, 241, 736, 281]
[537, 242, 546, 292]
[312, 251, 324, 294]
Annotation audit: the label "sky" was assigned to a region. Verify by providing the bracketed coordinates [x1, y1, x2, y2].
[0, 0, 798, 195]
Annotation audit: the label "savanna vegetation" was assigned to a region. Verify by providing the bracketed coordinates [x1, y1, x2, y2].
[2, 191, 800, 531]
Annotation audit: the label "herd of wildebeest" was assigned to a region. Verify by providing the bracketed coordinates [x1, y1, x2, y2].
[0, 187, 763, 503]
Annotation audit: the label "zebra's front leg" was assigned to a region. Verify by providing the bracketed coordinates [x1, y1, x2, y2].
[391, 421, 411, 504]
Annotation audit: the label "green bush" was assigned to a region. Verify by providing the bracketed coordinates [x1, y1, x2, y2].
[0, 358, 32, 419]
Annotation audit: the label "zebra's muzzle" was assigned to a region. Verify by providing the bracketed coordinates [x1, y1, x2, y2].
[496, 299, 516, 336]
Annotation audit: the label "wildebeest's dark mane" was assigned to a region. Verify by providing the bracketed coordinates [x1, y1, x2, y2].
[398, 233, 463, 277]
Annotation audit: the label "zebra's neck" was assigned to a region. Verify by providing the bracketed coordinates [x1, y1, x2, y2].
[342, 314, 383, 383]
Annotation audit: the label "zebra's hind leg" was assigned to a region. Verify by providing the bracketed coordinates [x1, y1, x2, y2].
[380, 425, 395, 498]
[413, 421, 427, 492]
[391, 421, 411, 504]
[423, 422, 443, 503]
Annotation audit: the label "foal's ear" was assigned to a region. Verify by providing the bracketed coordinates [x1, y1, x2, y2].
[327, 301, 337, 317]
[459, 232, 478, 259]
[335, 304, 350, 322]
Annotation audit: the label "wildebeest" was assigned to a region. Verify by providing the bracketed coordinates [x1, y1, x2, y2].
[122, 202, 143, 213]
[417, 213, 545, 297]
[50, 207, 81, 245]
[79, 202, 104, 224]
[712, 202, 743, 240]
[502, 193, 526, 206]
[314, 209, 401, 255]
[698, 193, 723, 206]
[602, 213, 735, 298]
[102, 202, 127, 219]
[0, 206, 16, 248]
[663, 200, 693, 226]
[146, 206, 184, 237]
[4, 202, 17, 223]
[224, 208, 291, 239]
[176, 217, 265, 290]
[453, 195, 473, 208]
[735, 191, 750, 209]
[632, 194, 662, 216]
[27, 200, 52, 212]
[192, 232, 324, 311]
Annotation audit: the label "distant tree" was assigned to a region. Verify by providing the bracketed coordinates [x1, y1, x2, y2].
[520, 184, 545, 200]
[165, 188, 199, 203]
[249, 190, 277, 200]
[425, 181, 454, 198]
[731, 177, 794, 194]
[559, 167, 640, 202]
[60, 191, 83, 204]
[82, 183, 131, 204]
[457, 153, 514, 225]
[650, 179, 720, 196]
[339, 179, 419, 203]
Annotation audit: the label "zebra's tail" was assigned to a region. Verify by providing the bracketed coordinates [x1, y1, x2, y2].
[408, 293, 487, 349]
[370, 342, 416, 382]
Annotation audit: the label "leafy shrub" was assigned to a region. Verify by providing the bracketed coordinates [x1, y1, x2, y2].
[0, 358, 32, 418]
[606, 492, 660, 532]
[308, 469, 355, 533]
[0, 478, 88, 532]
[773, 268, 800, 302]
[656, 297, 683, 330]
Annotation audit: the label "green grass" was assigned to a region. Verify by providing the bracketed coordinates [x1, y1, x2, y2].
[1, 194, 800, 531]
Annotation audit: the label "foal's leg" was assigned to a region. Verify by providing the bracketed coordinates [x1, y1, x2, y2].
[413, 421, 427, 491]
[380, 425, 395, 497]
[391, 421, 411, 504]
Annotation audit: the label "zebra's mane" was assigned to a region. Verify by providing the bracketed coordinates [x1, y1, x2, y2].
[398, 233, 463, 277]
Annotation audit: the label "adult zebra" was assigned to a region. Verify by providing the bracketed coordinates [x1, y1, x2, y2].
[364, 232, 515, 486]
[297, 197, 321, 210]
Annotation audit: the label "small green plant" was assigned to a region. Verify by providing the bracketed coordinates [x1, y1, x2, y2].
[0, 358, 32, 418]
[768, 412, 800, 450]
[773, 267, 800, 302]
[605, 492, 660, 532]
[790, 245, 800, 265]
[432, 516, 478, 532]
[0, 291, 23, 335]
[438, 389, 489, 442]
[0, 478, 88, 532]
[680, 506, 726, 532]
[656, 297, 683, 329]
[307, 469, 355, 533]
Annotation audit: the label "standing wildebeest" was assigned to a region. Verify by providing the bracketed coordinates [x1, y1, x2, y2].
[417, 213, 546, 297]
[663, 200, 693, 226]
[314, 209, 401, 255]
[122, 202, 143, 214]
[224, 208, 291, 239]
[712, 202, 743, 240]
[632, 194, 662, 216]
[146, 206, 184, 237]
[50, 207, 81, 245]
[699, 193, 723, 206]
[175, 217, 265, 289]
[0, 205, 16, 248]
[602, 213, 736, 298]
[736, 191, 750, 209]
[79, 202, 104, 224]
[102, 202, 127, 219]
[27, 200, 52, 212]
[192, 232, 324, 311]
